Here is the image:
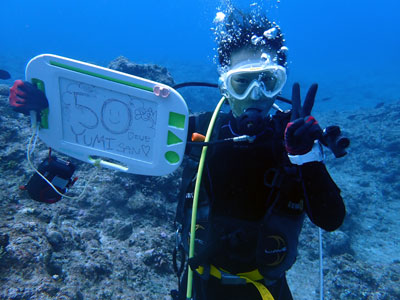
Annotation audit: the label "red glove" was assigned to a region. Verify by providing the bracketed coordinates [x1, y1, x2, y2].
[9, 80, 49, 115]
[284, 83, 322, 155]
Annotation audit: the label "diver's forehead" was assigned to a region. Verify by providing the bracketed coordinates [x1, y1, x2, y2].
[230, 47, 277, 68]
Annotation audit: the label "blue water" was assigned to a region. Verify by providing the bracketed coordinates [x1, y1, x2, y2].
[1, 0, 399, 112]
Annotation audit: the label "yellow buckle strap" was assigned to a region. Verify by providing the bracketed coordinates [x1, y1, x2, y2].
[240, 276, 274, 300]
[237, 269, 264, 281]
[196, 265, 274, 300]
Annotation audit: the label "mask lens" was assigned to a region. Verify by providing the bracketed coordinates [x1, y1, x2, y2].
[230, 72, 258, 95]
[228, 67, 285, 98]
[258, 70, 279, 92]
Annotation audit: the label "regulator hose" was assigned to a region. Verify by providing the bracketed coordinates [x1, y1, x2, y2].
[186, 96, 226, 299]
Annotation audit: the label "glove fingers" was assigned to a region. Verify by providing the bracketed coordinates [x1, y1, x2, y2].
[285, 119, 304, 138]
[291, 83, 301, 121]
[15, 99, 27, 105]
[10, 81, 29, 99]
[17, 81, 43, 101]
[294, 120, 313, 138]
[310, 124, 323, 140]
[302, 84, 318, 117]
[304, 116, 322, 140]
[17, 81, 36, 93]
[294, 116, 321, 138]
[15, 89, 29, 99]
[293, 124, 322, 143]
[10, 94, 34, 110]
[9, 88, 26, 107]
[9, 80, 46, 115]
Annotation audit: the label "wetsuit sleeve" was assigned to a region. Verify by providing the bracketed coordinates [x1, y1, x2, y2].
[300, 162, 345, 231]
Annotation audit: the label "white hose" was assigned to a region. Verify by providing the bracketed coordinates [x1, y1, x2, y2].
[319, 227, 324, 300]
[26, 122, 98, 201]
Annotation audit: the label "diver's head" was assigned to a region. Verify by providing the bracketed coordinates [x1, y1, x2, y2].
[220, 47, 287, 117]
[215, 9, 288, 135]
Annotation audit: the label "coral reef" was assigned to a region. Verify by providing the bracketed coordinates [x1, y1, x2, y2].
[108, 56, 175, 86]
[0, 59, 399, 299]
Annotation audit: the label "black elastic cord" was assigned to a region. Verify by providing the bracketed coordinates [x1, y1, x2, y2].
[172, 246, 186, 289]
[173, 82, 219, 89]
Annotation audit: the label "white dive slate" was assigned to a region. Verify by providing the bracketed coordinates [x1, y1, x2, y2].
[25, 54, 188, 176]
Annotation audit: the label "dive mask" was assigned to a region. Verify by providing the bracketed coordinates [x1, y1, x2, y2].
[220, 61, 287, 100]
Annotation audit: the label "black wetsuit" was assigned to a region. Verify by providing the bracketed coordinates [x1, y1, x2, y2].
[180, 111, 345, 300]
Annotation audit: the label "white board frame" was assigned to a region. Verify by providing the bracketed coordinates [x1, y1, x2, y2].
[25, 54, 188, 176]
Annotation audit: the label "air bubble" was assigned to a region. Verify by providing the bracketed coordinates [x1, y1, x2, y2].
[279, 46, 289, 54]
[251, 35, 264, 45]
[261, 53, 270, 63]
[214, 12, 226, 23]
[263, 27, 278, 39]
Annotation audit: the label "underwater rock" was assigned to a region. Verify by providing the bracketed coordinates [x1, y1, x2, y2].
[80, 229, 100, 241]
[7, 235, 44, 267]
[104, 219, 133, 241]
[81, 260, 113, 281]
[46, 230, 64, 252]
[5, 287, 34, 300]
[143, 249, 171, 274]
[80, 208, 107, 225]
[45, 251, 64, 277]
[55, 289, 84, 300]
[325, 230, 353, 256]
[36, 209, 53, 223]
[1, 67, 400, 298]
[0, 233, 9, 262]
[0, 84, 9, 96]
[108, 56, 175, 86]
[37, 280, 60, 297]
[116, 223, 133, 241]
[0, 232, 9, 249]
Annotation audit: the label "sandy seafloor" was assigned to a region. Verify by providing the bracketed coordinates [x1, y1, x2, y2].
[0, 54, 399, 300]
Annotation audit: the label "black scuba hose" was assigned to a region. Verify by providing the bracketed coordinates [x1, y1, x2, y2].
[173, 82, 218, 89]
[186, 140, 232, 146]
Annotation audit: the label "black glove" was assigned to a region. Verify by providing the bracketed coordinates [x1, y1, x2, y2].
[284, 83, 322, 155]
[9, 80, 49, 115]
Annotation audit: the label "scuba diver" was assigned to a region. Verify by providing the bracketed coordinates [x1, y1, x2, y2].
[171, 9, 346, 300]
[8, 9, 346, 300]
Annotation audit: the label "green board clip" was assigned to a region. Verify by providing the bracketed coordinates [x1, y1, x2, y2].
[31, 78, 49, 129]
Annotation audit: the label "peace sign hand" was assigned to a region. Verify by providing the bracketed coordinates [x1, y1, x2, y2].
[284, 83, 323, 155]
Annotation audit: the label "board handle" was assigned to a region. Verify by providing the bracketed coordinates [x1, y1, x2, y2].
[88, 156, 129, 172]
